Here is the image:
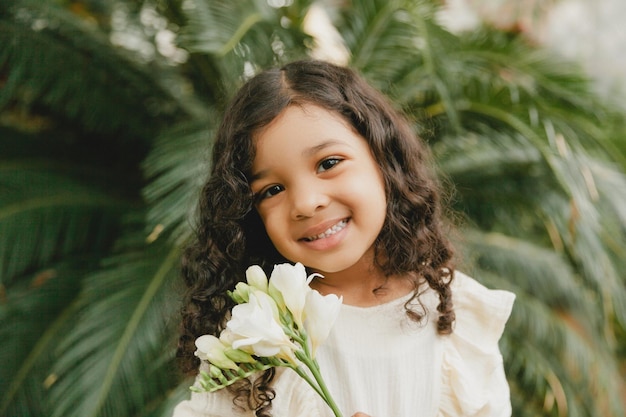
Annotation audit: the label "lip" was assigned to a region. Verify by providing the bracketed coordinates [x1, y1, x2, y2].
[298, 218, 350, 242]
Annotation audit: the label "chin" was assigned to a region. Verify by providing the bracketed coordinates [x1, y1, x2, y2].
[308, 260, 360, 275]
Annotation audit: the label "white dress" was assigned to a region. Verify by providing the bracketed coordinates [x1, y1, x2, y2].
[173, 271, 516, 417]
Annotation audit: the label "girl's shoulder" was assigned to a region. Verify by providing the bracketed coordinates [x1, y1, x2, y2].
[450, 271, 516, 341]
[438, 271, 515, 416]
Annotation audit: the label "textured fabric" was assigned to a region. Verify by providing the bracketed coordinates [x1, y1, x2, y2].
[172, 272, 515, 417]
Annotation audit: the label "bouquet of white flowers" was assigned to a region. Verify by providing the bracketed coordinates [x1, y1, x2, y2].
[192, 262, 344, 417]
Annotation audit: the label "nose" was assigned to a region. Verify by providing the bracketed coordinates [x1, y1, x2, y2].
[289, 180, 329, 220]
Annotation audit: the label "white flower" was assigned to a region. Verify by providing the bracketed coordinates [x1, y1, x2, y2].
[226, 291, 298, 363]
[194, 335, 238, 370]
[269, 262, 315, 328]
[246, 265, 269, 293]
[193, 263, 345, 417]
[303, 290, 343, 357]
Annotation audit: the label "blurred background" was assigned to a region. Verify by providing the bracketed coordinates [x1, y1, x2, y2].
[1, 0, 625, 416]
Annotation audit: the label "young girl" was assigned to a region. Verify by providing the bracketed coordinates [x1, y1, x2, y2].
[174, 59, 515, 417]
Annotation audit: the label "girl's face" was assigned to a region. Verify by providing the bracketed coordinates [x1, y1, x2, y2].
[250, 104, 387, 276]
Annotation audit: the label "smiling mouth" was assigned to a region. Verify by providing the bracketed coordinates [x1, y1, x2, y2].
[302, 219, 349, 242]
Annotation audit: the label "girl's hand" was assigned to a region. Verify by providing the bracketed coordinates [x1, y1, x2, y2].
[351, 414, 371, 417]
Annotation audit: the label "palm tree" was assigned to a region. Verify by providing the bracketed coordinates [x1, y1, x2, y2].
[1, 1, 624, 416]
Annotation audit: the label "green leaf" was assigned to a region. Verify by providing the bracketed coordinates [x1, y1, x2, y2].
[0, 0, 186, 137]
[0, 164, 129, 286]
[47, 238, 182, 417]
[142, 118, 216, 244]
[0, 261, 84, 416]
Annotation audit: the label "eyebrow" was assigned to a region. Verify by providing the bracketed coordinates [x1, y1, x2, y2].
[250, 139, 346, 182]
[249, 170, 267, 183]
[302, 139, 345, 157]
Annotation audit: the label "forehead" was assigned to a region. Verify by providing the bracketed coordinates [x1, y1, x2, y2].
[253, 104, 352, 148]
[256, 105, 349, 150]
[250, 104, 371, 176]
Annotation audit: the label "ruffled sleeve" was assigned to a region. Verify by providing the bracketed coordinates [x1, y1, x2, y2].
[439, 272, 515, 417]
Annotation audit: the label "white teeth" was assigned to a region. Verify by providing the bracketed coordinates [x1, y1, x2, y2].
[305, 219, 347, 241]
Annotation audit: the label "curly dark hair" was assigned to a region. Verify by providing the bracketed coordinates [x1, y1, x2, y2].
[178, 59, 455, 415]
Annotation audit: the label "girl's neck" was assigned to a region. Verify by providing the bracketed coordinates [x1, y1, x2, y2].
[309, 262, 414, 307]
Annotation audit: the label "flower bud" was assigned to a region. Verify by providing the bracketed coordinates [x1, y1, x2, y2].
[208, 365, 223, 379]
[246, 265, 268, 293]
[208, 364, 229, 384]
[224, 347, 256, 363]
[195, 335, 239, 370]
[231, 282, 250, 303]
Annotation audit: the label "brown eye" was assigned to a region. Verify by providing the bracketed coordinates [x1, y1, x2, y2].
[317, 158, 342, 173]
[257, 184, 284, 201]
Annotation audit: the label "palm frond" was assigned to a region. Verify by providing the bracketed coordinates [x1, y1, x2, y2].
[0, 260, 85, 416]
[434, 126, 542, 180]
[471, 263, 625, 417]
[0, 163, 128, 286]
[0, 0, 187, 137]
[462, 230, 593, 313]
[0, 154, 140, 415]
[505, 289, 624, 417]
[138, 379, 194, 417]
[142, 117, 216, 244]
[334, 0, 427, 88]
[177, 0, 311, 97]
[46, 234, 182, 417]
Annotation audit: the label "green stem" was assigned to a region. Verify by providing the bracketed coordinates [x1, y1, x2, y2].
[289, 364, 326, 400]
[294, 351, 344, 417]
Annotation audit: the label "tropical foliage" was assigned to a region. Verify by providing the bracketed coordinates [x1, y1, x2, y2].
[1, 0, 625, 416]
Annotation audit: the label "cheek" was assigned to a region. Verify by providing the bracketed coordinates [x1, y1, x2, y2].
[346, 168, 387, 204]
[356, 171, 388, 226]
[261, 218, 298, 262]
[258, 212, 284, 246]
